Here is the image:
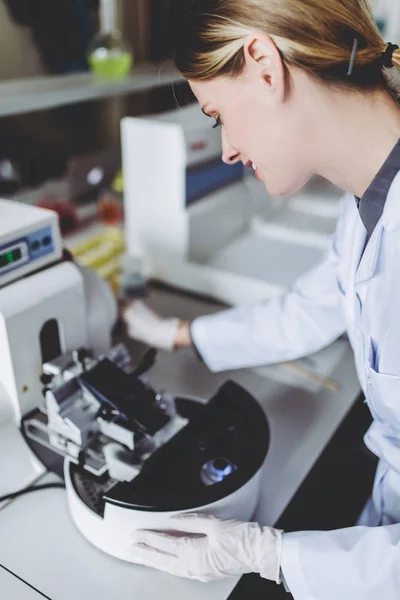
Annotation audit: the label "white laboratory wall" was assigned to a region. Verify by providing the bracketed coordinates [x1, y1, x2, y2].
[373, 0, 400, 43]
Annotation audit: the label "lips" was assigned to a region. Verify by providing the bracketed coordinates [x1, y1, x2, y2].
[244, 160, 262, 180]
[244, 160, 257, 171]
[242, 159, 262, 181]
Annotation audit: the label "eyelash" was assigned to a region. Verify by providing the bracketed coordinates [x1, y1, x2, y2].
[212, 116, 222, 129]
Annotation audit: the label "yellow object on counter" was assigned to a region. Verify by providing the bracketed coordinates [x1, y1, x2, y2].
[112, 170, 124, 193]
[69, 227, 125, 295]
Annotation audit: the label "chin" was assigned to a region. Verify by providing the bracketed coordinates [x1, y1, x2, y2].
[264, 174, 312, 198]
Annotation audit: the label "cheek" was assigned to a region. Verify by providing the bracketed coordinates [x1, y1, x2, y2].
[222, 97, 263, 153]
[232, 109, 264, 150]
[258, 116, 309, 162]
[227, 105, 280, 163]
[254, 128, 312, 196]
[225, 105, 312, 196]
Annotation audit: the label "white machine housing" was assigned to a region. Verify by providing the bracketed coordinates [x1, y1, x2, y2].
[0, 201, 117, 424]
[0, 261, 117, 423]
[122, 104, 342, 306]
[66, 459, 264, 563]
[0, 199, 269, 563]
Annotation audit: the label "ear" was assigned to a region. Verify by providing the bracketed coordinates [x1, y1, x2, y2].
[242, 33, 286, 99]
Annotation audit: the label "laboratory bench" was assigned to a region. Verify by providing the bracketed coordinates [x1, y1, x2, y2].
[0, 283, 376, 600]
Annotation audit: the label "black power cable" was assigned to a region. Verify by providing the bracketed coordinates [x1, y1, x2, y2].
[0, 483, 65, 504]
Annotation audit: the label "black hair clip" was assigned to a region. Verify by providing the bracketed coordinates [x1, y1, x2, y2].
[380, 43, 399, 69]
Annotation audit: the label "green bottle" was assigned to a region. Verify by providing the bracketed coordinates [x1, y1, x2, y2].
[88, 0, 133, 80]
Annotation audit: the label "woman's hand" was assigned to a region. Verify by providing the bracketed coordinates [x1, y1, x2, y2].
[122, 300, 192, 351]
[129, 513, 283, 583]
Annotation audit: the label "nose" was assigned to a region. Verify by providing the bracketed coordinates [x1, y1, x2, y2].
[221, 128, 240, 165]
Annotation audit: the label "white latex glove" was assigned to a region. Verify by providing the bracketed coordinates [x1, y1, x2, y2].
[130, 513, 283, 583]
[123, 300, 180, 351]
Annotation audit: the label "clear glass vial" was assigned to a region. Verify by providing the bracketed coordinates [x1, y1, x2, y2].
[88, 0, 133, 79]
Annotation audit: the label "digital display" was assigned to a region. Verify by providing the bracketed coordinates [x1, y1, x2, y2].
[0, 247, 22, 269]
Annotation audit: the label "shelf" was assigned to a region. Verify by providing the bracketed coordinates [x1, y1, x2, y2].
[0, 61, 183, 118]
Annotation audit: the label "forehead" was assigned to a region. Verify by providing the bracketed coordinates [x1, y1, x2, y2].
[189, 78, 234, 106]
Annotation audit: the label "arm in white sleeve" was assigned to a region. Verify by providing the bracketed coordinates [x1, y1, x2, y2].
[190, 195, 352, 372]
[281, 524, 400, 600]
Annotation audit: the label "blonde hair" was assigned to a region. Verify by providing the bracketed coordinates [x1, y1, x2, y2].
[173, 0, 400, 94]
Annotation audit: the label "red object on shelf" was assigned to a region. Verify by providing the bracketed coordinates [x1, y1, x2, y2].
[37, 198, 79, 235]
[97, 193, 123, 225]
[190, 141, 207, 152]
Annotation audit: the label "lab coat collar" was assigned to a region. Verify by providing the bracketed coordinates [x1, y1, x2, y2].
[355, 223, 382, 285]
[355, 169, 400, 285]
[381, 170, 400, 232]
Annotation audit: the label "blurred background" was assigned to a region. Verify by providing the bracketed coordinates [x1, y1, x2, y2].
[0, 0, 195, 226]
[0, 0, 398, 213]
[0, 0, 398, 295]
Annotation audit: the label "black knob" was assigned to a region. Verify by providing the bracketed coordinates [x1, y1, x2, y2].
[73, 348, 88, 371]
[40, 373, 53, 385]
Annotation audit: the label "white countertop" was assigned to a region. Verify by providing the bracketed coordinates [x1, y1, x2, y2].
[0, 565, 46, 599]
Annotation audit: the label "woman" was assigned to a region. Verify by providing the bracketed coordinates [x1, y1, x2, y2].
[125, 1, 400, 597]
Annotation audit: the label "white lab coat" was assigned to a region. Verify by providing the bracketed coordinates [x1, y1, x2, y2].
[191, 172, 400, 599]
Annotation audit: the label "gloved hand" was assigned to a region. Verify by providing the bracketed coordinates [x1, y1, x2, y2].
[130, 513, 283, 583]
[122, 300, 180, 351]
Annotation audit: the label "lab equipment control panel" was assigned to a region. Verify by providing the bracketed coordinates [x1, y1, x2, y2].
[0, 226, 54, 274]
[0, 200, 62, 288]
